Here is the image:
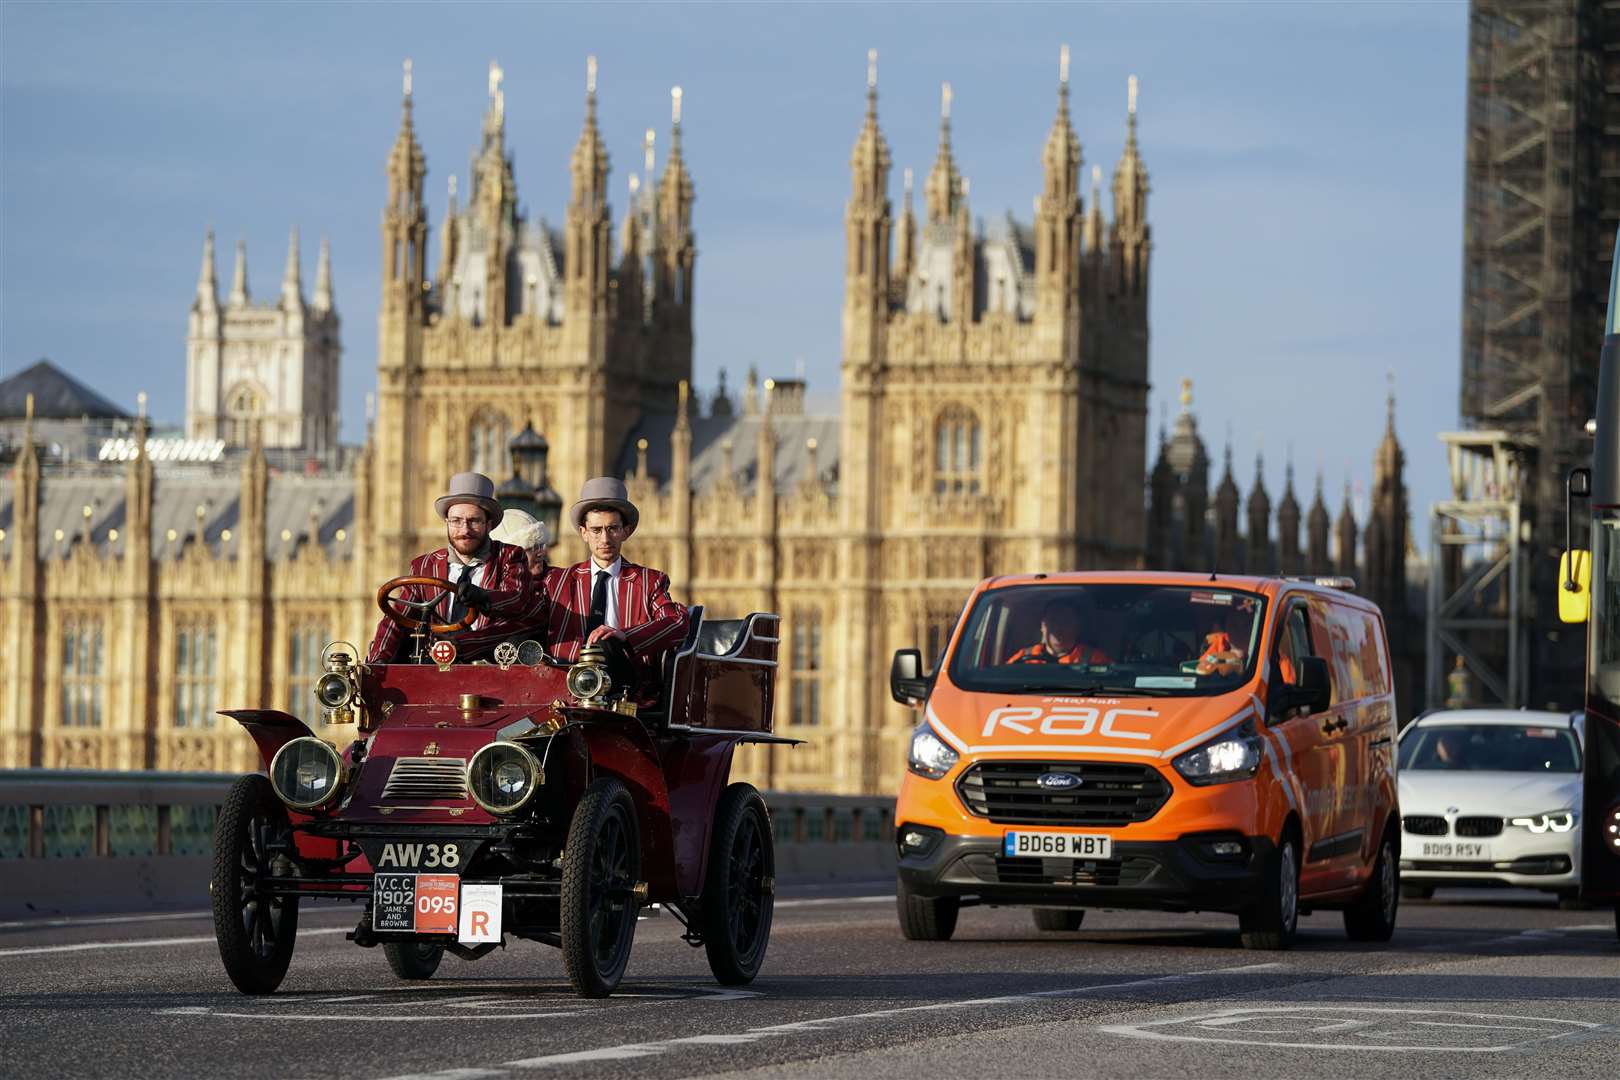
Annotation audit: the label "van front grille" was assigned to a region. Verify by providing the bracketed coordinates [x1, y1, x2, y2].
[381, 757, 468, 801]
[993, 856, 1156, 887]
[1403, 815, 1448, 836]
[956, 761, 1170, 826]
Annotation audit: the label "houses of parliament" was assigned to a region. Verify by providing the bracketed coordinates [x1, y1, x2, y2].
[0, 55, 1410, 794]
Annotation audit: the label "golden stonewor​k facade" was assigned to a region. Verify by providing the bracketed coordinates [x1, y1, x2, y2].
[0, 53, 1157, 793]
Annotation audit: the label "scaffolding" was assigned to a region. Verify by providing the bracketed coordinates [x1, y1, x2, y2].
[1427, 431, 1536, 707]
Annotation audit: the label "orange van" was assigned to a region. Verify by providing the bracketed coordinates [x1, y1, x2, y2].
[890, 571, 1400, 949]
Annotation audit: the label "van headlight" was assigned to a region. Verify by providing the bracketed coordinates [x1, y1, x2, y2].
[1509, 810, 1576, 834]
[908, 722, 959, 780]
[467, 742, 543, 814]
[1173, 720, 1263, 785]
[269, 737, 344, 809]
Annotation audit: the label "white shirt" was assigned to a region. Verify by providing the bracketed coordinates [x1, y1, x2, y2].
[445, 546, 493, 622]
[591, 557, 623, 631]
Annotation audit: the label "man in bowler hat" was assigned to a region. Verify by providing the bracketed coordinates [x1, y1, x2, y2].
[366, 472, 546, 663]
[540, 476, 689, 703]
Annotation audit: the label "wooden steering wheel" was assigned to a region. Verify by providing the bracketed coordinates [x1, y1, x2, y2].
[376, 575, 478, 635]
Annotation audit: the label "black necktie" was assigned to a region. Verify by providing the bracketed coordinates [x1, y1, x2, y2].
[587, 569, 608, 635]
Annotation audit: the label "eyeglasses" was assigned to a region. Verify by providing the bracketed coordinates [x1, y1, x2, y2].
[582, 525, 625, 538]
[446, 517, 489, 530]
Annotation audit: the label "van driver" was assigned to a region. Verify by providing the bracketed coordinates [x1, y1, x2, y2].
[1006, 598, 1111, 665]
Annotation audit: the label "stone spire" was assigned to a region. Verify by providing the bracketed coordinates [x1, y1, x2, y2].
[567, 55, 612, 319]
[617, 173, 644, 322]
[1214, 440, 1241, 572]
[280, 228, 304, 312]
[1083, 164, 1105, 258]
[925, 81, 961, 224]
[1245, 446, 1272, 574]
[473, 60, 516, 326]
[1306, 470, 1331, 574]
[658, 85, 696, 309]
[1365, 375, 1408, 637]
[845, 49, 892, 362]
[1276, 451, 1302, 575]
[382, 58, 427, 323]
[313, 235, 334, 313]
[1110, 75, 1151, 295]
[194, 228, 219, 313]
[1335, 476, 1359, 580]
[894, 165, 916, 296]
[1036, 44, 1082, 320]
[228, 238, 249, 306]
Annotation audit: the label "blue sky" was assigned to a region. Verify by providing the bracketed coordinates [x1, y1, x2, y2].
[1, 1, 1467, 522]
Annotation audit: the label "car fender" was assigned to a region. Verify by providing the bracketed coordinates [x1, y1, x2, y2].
[220, 709, 319, 771]
[558, 708, 678, 899]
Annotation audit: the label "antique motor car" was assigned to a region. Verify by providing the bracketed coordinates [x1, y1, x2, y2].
[209, 574, 792, 998]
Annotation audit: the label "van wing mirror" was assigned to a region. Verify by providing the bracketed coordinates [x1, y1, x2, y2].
[890, 648, 928, 707]
[1559, 549, 1591, 624]
[1274, 655, 1332, 717]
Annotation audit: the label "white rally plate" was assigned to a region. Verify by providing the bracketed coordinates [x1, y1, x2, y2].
[1419, 840, 1491, 860]
[1003, 831, 1112, 858]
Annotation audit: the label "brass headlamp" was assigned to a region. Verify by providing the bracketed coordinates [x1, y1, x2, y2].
[315, 641, 362, 725]
[566, 643, 613, 704]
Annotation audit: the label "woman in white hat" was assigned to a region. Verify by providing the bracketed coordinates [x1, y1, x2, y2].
[491, 507, 549, 578]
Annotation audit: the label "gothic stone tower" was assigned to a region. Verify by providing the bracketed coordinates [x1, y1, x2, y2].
[838, 50, 1151, 790]
[372, 60, 694, 568]
[186, 229, 341, 453]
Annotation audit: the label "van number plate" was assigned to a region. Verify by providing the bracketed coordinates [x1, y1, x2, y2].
[1003, 832, 1112, 858]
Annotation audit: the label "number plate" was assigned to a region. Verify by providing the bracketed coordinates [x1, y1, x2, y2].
[373, 872, 460, 933]
[1419, 841, 1489, 860]
[1003, 831, 1112, 858]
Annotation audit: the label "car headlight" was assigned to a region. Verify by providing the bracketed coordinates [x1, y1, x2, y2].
[1173, 719, 1263, 785]
[1508, 810, 1576, 834]
[269, 737, 344, 810]
[315, 671, 355, 709]
[467, 741, 542, 814]
[908, 722, 959, 780]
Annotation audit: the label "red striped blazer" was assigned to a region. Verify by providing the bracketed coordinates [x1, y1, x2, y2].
[541, 560, 690, 673]
[365, 542, 546, 664]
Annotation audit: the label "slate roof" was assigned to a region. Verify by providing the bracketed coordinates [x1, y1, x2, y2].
[613, 410, 841, 496]
[0, 360, 130, 421]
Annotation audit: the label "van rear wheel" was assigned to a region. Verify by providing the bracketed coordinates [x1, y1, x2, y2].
[897, 879, 959, 941]
[1343, 835, 1398, 942]
[1239, 836, 1299, 950]
[1032, 908, 1085, 932]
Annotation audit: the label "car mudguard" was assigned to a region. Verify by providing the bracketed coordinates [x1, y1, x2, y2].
[557, 707, 679, 900]
[221, 709, 319, 771]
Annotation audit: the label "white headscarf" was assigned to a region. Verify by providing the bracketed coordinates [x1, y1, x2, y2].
[490, 507, 547, 552]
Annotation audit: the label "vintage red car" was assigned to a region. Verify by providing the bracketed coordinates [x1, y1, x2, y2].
[209, 574, 794, 998]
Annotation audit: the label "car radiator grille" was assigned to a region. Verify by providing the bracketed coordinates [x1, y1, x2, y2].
[993, 856, 1156, 888]
[1403, 815, 1448, 835]
[956, 761, 1171, 826]
[381, 757, 469, 801]
[1454, 816, 1503, 838]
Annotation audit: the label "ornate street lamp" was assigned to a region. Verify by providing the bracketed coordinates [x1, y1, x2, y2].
[500, 423, 563, 541]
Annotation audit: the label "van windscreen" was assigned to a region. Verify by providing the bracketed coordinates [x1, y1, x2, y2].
[947, 584, 1267, 697]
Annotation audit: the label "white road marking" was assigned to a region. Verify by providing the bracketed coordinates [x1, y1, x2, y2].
[0, 927, 349, 958]
[472, 967, 1282, 1072]
[157, 1006, 587, 1022]
[1100, 1005, 1600, 1053]
[0, 910, 213, 930]
[773, 895, 891, 909]
[351, 1070, 505, 1080]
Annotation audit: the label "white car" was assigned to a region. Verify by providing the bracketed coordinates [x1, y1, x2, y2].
[1397, 709, 1583, 901]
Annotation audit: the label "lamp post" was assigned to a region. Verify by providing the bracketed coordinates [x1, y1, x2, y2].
[500, 423, 563, 541]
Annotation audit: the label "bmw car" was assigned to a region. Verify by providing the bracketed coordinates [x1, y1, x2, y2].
[1397, 710, 1583, 901]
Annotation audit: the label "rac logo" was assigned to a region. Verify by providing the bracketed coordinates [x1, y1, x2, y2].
[981, 705, 1158, 741]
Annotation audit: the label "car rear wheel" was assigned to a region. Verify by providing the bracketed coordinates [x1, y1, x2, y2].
[383, 941, 444, 980]
[1344, 834, 1399, 942]
[1239, 835, 1299, 950]
[700, 784, 775, 985]
[1032, 908, 1085, 932]
[896, 878, 959, 941]
[560, 777, 640, 998]
[211, 774, 300, 994]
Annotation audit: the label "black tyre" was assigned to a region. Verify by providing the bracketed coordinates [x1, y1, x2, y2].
[211, 774, 300, 994]
[1344, 834, 1399, 942]
[1239, 834, 1299, 950]
[1401, 883, 1434, 901]
[897, 877, 959, 941]
[1032, 908, 1085, 932]
[1613, 904, 1619, 943]
[560, 777, 641, 998]
[383, 941, 444, 980]
[700, 784, 775, 985]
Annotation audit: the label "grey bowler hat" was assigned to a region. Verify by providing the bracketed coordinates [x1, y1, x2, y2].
[434, 472, 504, 526]
[569, 476, 639, 535]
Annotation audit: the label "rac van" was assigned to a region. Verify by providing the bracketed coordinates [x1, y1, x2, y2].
[890, 571, 1400, 949]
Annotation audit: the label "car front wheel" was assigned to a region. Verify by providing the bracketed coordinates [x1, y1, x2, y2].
[211, 774, 300, 994]
[560, 777, 641, 998]
[1239, 835, 1299, 950]
[897, 878, 959, 941]
[1344, 834, 1399, 942]
[700, 784, 776, 985]
[384, 941, 444, 980]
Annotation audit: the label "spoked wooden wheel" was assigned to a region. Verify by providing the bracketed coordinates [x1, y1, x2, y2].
[211, 775, 300, 994]
[701, 784, 776, 985]
[560, 777, 641, 998]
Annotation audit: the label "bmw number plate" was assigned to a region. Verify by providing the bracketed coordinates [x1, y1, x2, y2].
[1419, 841, 1489, 860]
[1003, 831, 1112, 858]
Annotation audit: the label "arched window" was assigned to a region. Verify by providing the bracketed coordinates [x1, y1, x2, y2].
[225, 383, 264, 445]
[933, 407, 982, 495]
[468, 409, 511, 477]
